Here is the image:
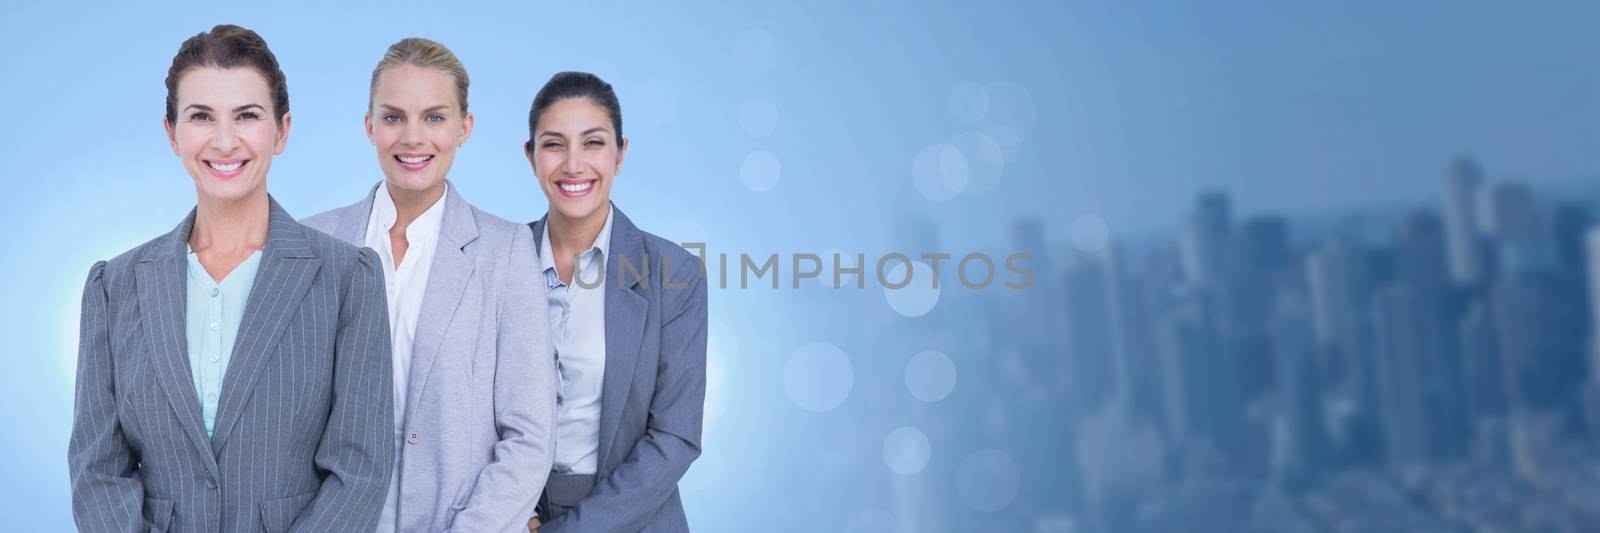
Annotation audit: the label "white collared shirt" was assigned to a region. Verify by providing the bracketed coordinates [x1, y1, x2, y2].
[366, 183, 448, 533]
[540, 206, 613, 475]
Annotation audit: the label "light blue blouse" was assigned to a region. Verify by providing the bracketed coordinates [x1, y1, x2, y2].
[540, 206, 613, 475]
[185, 247, 263, 438]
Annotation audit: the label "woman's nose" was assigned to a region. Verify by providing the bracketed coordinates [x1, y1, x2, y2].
[212, 125, 240, 152]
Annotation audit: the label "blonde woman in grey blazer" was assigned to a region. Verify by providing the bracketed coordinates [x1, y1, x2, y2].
[70, 26, 394, 532]
[303, 38, 555, 533]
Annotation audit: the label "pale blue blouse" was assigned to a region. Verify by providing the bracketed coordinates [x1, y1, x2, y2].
[185, 247, 263, 438]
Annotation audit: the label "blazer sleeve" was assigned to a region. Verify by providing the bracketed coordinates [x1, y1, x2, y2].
[447, 225, 558, 532]
[69, 261, 148, 533]
[290, 247, 395, 532]
[542, 264, 707, 533]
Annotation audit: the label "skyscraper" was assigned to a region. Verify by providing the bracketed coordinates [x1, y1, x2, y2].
[1180, 191, 1232, 285]
[1580, 228, 1600, 435]
[1586, 227, 1600, 344]
[1398, 210, 1451, 294]
[1370, 283, 1431, 465]
[1232, 215, 1293, 325]
[1307, 240, 1385, 466]
[1476, 182, 1540, 242]
[1552, 204, 1592, 276]
[1491, 271, 1587, 411]
[1458, 298, 1506, 420]
[1062, 251, 1117, 413]
[1370, 211, 1469, 465]
[1443, 157, 1486, 284]
[1103, 245, 1166, 424]
[1478, 182, 1553, 274]
[1269, 289, 1327, 489]
[1155, 285, 1247, 463]
[1306, 242, 1361, 394]
[1224, 215, 1290, 401]
[1009, 217, 1052, 288]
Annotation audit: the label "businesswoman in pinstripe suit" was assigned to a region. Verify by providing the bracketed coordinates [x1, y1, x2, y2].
[69, 25, 394, 532]
[524, 72, 707, 533]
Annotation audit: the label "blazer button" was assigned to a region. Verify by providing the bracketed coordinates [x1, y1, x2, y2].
[203, 475, 217, 490]
[407, 430, 420, 444]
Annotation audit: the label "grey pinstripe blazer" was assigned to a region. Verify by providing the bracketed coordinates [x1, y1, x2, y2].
[69, 198, 395, 533]
[303, 182, 556, 532]
[530, 206, 707, 533]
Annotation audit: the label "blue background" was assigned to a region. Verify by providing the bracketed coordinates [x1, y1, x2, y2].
[5, 1, 1600, 531]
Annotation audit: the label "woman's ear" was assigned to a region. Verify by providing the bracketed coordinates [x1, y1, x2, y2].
[164, 116, 179, 156]
[273, 112, 293, 154]
[525, 141, 538, 178]
[615, 137, 629, 175]
[458, 112, 474, 147]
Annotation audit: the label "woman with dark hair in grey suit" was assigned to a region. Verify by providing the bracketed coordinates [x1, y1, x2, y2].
[302, 37, 556, 533]
[524, 71, 708, 533]
[68, 24, 394, 533]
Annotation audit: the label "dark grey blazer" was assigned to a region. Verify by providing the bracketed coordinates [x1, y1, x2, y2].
[69, 198, 394, 533]
[530, 205, 707, 533]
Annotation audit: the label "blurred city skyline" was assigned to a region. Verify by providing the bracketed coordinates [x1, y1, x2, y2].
[944, 153, 1600, 532]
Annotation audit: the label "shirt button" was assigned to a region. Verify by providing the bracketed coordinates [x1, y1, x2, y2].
[407, 430, 420, 444]
[209, 322, 219, 331]
[209, 354, 220, 363]
[206, 393, 218, 403]
[210, 287, 219, 297]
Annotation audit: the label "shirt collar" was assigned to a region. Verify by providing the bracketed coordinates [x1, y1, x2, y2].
[540, 203, 615, 278]
[185, 245, 264, 286]
[370, 182, 449, 247]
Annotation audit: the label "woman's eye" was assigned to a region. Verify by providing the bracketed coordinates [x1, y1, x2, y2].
[189, 112, 211, 122]
[585, 139, 605, 148]
[426, 114, 444, 123]
[238, 111, 259, 121]
[542, 142, 563, 150]
[383, 114, 401, 124]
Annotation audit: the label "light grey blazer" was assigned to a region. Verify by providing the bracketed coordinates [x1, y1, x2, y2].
[303, 182, 556, 533]
[530, 206, 707, 533]
[69, 198, 395, 533]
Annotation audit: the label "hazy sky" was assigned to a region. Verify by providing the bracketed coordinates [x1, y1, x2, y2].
[5, 2, 1597, 242]
[940, 2, 1600, 235]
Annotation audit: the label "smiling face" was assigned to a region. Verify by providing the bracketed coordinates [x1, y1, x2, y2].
[367, 64, 472, 195]
[165, 67, 288, 205]
[528, 97, 627, 223]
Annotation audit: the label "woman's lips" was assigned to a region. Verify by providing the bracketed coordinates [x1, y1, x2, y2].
[204, 159, 247, 179]
[396, 153, 434, 171]
[558, 179, 596, 198]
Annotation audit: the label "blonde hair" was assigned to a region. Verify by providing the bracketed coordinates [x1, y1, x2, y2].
[369, 37, 469, 114]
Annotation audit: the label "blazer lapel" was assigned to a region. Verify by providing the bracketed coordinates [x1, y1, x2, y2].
[135, 211, 221, 477]
[404, 185, 478, 423]
[210, 198, 322, 453]
[336, 182, 382, 244]
[597, 207, 648, 473]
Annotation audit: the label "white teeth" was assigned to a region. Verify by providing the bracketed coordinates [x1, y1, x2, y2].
[207, 161, 243, 172]
[559, 181, 593, 193]
[398, 155, 433, 164]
